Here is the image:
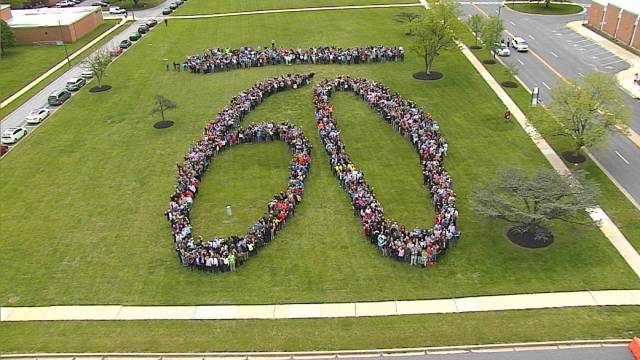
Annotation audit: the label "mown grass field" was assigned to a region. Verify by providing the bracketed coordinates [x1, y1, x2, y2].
[1, 7, 638, 310]
[173, 0, 417, 14]
[0, 20, 118, 102]
[1, 306, 638, 353]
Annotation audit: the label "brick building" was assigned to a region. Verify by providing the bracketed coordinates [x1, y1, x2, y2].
[2, 5, 104, 44]
[587, 0, 640, 51]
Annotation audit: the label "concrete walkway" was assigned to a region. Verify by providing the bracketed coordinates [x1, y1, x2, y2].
[0, 17, 127, 110]
[167, 3, 421, 19]
[1, 290, 638, 322]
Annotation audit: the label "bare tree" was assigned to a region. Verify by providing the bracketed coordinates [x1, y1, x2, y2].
[466, 14, 484, 48]
[151, 94, 177, 122]
[480, 15, 504, 60]
[472, 167, 598, 245]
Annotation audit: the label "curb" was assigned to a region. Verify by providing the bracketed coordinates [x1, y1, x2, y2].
[0, 339, 631, 358]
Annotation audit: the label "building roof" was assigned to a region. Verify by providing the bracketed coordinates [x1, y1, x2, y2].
[6, 6, 100, 28]
[593, 0, 640, 15]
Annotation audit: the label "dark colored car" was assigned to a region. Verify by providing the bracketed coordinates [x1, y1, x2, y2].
[119, 39, 132, 49]
[162, 7, 172, 15]
[129, 32, 141, 41]
[137, 24, 149, 34]
[145, 19, 157, 27]
[47, 89, 72, 106]
[169, 2, 178, 10]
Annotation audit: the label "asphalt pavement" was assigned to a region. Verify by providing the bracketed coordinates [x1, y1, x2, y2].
[460, 2, 640, 206]
[312, 347, 634, 360]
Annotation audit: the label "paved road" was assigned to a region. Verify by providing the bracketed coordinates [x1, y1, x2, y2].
[313, 347, 633, 360]
[460, 3, 640, 206]
[0, 0, 172, 150]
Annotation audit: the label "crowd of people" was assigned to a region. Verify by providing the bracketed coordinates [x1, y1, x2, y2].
[165, 73, 314, 273]
[184, 46, 404, 74]
[312, 76, 460, 267]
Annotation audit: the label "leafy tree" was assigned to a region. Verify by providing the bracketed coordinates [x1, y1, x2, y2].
[0, 20, 16, 56]
[472, 167, 598, 243]
[82, 49, 112, 89]
[466, 14, 484, 48]
[548, 73, 629, 157]
[151, 95, 177, 122]
[480, 15, 504, 59]
[409, 0, 462, 76]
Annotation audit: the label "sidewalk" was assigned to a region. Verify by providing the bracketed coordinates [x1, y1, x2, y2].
[1, 290, 638, 322]
[567, 21, 640, 100]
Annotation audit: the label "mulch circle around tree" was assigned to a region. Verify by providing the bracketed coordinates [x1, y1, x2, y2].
[482, 59, 497, 65]
[154, 120, 175, 129]
[412, 71, 444, 81]
[561, 151, 586, 164]
[507, 227, 554, 249]
[501, 81, 519, 88]
[89, 85, 112, 93]
[470, 45, 482, 50]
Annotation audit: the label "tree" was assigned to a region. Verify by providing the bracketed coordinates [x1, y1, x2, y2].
[409, 0, 462, 76]
[151, 95, 177, 122]
[480, 15, 504, 60]
[548, 73, 629, 158]
[0, 20, 16, 57]
[82, 49, 112, 90]
[472, 167, 598, 245]
[466, 14, 484, 48]
[394, 11, 421, 35]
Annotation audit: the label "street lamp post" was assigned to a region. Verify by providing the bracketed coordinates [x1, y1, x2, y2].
[57, 20, 71, 69]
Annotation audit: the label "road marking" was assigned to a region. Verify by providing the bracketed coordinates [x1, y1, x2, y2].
[509, 20, 516, 26]
[577, 72, 585, 77]
[542, 81, 551, 89]
[572, 38, 591, 44]
[517, 59, 524, 65]
[600, 59, 626, 67]
[578, 43, 599, 48]
[549, 51, 558, 58]
[528, 34, 535, 40]
[615, 151, 630, 165]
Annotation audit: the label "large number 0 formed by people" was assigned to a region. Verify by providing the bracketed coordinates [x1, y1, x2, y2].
[166, 46, 459, 274]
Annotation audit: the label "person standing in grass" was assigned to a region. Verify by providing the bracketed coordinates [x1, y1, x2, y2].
[229, 253, 236, 272]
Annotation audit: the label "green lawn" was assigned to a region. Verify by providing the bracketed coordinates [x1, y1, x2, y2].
[1, 7, 638, 308]
[506, 3, 583, 15]
[1, 306, 638, 353]
[174, 0, 418, 15]
[463, 39, 640, 253]
[0, 20, 119, 102]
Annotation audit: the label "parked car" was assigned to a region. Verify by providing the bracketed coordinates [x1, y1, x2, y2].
[162, 7, 172, 14]
[119, 39, 132, 49]
[110, 47, 123, 56]
[65, 77, 86, 91]
[56, 1, 74, 7]
[25, 108, 50, 125]
[108, 6, 126, 14]
[47, 89, 71, 106]
[146, 19, 157, 27]
[129, 32, 141, 41]
[92, 1, 109, 7]
[176, 0, 184, 4]
[493, 42, 510, 57]
[1, 128, 28, 145]
[510, 37, 529, 52]
[137, 24, 149, 34]
[80, 70, 94, 79]
[169, 2, 178, 10]
[70, 0, 81, 4]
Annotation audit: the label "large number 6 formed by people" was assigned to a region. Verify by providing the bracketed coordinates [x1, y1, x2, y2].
[166, 46, 459, 273]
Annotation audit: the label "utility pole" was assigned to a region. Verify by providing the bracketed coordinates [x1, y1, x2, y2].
[58, 20, 71, 68]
